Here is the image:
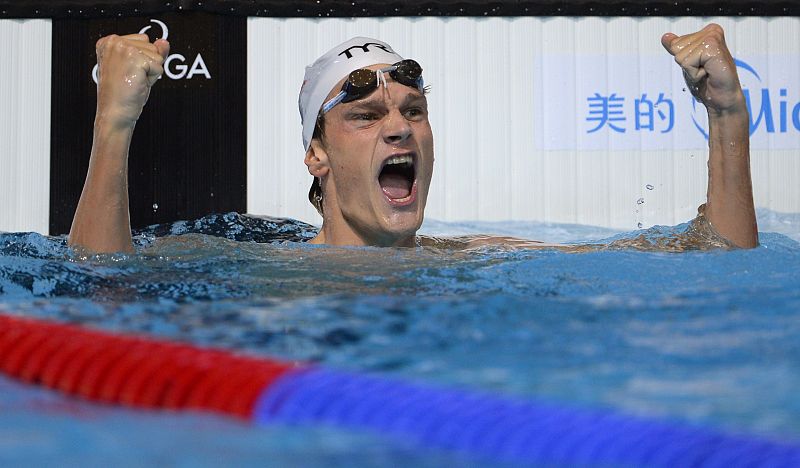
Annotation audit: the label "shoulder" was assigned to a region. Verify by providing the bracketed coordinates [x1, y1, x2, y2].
[417, 234, 565, 250]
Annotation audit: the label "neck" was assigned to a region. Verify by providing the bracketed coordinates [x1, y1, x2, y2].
[310, 220, 417, 247]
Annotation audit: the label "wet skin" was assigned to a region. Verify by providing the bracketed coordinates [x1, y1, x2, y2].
[661, 24, 757, 248]
[305, 65, 435, 247]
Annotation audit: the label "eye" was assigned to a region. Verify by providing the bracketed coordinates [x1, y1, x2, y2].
[403, 107, 426, 120]
[350, 112, 380, 121]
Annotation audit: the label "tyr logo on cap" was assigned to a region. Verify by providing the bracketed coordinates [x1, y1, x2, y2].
[338, 42, 395, 59]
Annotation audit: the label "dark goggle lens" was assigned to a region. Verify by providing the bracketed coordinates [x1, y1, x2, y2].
[340, 60, 423, 103]
[341, 68, 379, 103]
[391, 60, 422, 86]
[348, 68, 379, 89]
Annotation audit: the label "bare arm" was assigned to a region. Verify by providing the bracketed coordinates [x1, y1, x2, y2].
[68, 34, 169, 253]
[69, 119, 135, 253]
[662, 24, 758, 248]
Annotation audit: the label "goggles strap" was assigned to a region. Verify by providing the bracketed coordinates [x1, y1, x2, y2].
[377, 69, 387, 89]
[322, 91, 347, 114]
[377, 64, 395, 89]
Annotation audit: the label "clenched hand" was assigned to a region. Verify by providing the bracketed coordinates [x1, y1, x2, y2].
[661, 23, 746, 118]
[95, 34, 170, 129]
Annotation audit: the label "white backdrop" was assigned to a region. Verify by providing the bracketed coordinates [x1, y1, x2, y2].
[0, 19, 51, 234]
[1, 17, 798, 233]
[248, 17, 800, 229]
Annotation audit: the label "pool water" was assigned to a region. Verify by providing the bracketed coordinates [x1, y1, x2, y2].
[1, 210, 799, 466]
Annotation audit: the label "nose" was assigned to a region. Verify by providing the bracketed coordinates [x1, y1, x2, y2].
[382, 108, 413, 145]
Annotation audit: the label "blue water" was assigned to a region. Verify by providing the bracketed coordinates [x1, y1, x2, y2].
[1, 211, 799, 466]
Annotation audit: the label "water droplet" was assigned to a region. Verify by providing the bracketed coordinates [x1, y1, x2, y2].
[637, 222, 643, 229]
[646, 184, 654, 190]
[152, 203, 159, 210]
[636, 198, 645, 205]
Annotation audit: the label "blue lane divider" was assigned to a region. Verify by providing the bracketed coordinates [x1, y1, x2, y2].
[253, 368, 800, 467]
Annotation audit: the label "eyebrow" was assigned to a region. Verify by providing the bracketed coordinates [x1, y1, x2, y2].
[345, 99, 385, 112]
[400, 93, 427, 107]
[346, 92, 427, 111]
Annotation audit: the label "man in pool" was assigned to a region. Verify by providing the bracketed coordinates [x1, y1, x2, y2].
[68, 24, 757, 252]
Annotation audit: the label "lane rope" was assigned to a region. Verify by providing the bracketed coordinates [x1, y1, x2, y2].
[2, 313, 799, 466]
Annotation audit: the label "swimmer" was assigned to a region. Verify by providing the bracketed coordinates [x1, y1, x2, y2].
[68, 24, 757, 252]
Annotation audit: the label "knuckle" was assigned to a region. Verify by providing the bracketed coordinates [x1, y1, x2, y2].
[111, 43, 128, 56]
[705, 25, 725, 41]
[96, 34, 118, 50]
[112, 40, 137, 56]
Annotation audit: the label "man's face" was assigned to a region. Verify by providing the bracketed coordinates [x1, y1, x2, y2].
[308, 65, 434, 246]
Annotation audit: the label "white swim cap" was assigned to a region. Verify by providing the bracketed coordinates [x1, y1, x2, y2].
[299, 37, 405, 151]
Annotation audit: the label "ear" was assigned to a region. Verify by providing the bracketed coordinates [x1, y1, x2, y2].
[304, 140, 330, 178]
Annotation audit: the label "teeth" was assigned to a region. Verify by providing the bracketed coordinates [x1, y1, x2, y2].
[386, 155, 413, 166]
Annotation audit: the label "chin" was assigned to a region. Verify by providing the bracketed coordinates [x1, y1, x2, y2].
[385, 219, 421, 239]
[379, 207, 425, 242]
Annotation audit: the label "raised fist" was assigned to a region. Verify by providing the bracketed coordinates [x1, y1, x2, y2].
[661, 24, 746, 117]
[94, 33, 170, 129]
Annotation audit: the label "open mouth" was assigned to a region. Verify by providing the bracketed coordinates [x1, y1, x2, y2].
[378, 154, 417, 204]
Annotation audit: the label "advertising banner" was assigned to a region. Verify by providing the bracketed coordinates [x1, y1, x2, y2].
[536, 54, 800, 151]
[49, 12, 246, 234]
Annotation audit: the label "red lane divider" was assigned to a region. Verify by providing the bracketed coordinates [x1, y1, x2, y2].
[0, 314, 300, 419]
[5, 313, 800, 467]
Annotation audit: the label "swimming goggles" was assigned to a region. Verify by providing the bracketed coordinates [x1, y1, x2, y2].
[322, 59, 424, 114]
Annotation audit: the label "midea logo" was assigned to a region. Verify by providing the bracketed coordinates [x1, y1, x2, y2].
[692, 58, 800, 138]
[92, 19, 212, 83]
